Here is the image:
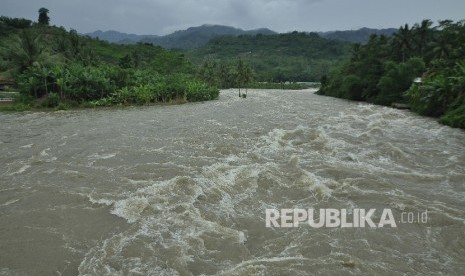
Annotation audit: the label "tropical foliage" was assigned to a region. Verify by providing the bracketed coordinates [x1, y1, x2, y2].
[196, 58, 254, 89]
[318, 19, 465, 128]
[0, 11, 219, 110]
[189, 31, 351, 82]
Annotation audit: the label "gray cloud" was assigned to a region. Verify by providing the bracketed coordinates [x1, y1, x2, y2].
[2, 0, 465, 35]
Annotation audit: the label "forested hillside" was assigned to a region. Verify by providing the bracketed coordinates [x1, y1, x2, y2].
[319, 27, 397, 43]
[87, 25, 276, 49]
[140, 25, 276, 50]
[86, 26, 396, 47]
[189, 31, 352, 82]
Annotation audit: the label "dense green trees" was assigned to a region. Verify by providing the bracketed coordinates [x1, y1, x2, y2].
[0, 12, 219, 110]
[195, 57, 311, 91]
[1, 29, 57, 74]
[406, 60, 465, 120]
[189, 31, 351, 82]
[319, 19, 465, 128]
[375, 58, 425, 105]
[0, 16, 32, 35]
[197, 59, 254, 94]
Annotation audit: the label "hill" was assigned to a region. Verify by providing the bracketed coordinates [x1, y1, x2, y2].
[188, 31, 352, 82]
[141, 25, 276, 49]
[86, 25, 276, 49]
[85, 30, 159, 44]
[319, 27, 397, 43]
[86, 25, 396, 49]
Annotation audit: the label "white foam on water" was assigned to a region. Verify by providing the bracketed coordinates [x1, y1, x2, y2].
[19, 143, 34, 148]
[77, 123, 348, 275]
[260, 128, 294, 154]
[40, 148, 50, 156]
[1, 198, 20, 206]
[79, 174, 253, 275]
[78, 137, 295, 274]
[88, 153, 117, 160]
[144, 146, 166, 153]
[427, 201, 465, 225]
[63, 170, 80, 175]
[111, 196, 149, 223]
[218, 256, 313, 275]
[9, 164, 31, 175]
[295, 170, 333, 199]
[86, 194, 116, 207]
[42, 168, 56, 174]
[25, 148, 58, 163]
[122, 177, 151, 186]
[86, 152, 118, 167]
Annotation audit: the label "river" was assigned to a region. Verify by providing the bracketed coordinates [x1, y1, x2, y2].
[1, 89, 464, 275]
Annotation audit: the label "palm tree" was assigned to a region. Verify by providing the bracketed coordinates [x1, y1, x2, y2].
[431, 20, 465, 61]
[0, 29, 48, 74]
[38, 66, 51, 97]
[392, 24, 413, 63]
[431, 34, 452, 60]
[412, 19, 433, 56]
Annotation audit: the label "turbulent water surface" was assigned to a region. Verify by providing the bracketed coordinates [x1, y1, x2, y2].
[1, 89, 464, 275]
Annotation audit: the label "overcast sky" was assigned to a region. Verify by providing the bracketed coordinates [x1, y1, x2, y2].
[2, 0, 464, 35]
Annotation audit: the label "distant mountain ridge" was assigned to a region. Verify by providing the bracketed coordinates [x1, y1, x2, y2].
[141, 25, 276, 49]
[86, 25, 276, 49]
[318, 27, 397, 43]
[86, 30, 159, 44]
[86, 25, 397, 49]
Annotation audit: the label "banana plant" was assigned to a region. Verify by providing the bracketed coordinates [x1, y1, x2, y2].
[51, 65, 69, 99]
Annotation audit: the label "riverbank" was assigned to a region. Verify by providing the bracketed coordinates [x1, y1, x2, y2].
[317, 19, 465, 129]
[0, 95, 192, 112]
[0, 78, 220, 112]
[0, 85, 316, 113]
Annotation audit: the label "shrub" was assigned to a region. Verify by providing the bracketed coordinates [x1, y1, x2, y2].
[185, 80, 219, 102]
[341, 75, 363, 100]
[439, 102, 465, 128]
[406, 74, 451, 117]
[42, 92, 59, 108]
[55, 102, 70, 110]
[13, 103, 31, 111]
[131, 84, 156, 105]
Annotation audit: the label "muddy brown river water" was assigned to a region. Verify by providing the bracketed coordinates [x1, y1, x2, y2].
[1, 89, 464, 275]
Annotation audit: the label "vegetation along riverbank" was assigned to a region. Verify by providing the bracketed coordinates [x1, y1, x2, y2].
[0, 9, 220, 112]
[317, 19, 465, 129]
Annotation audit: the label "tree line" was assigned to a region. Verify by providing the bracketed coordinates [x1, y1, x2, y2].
[188, 31, 351, 83]
[318, 19, 465, 128]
